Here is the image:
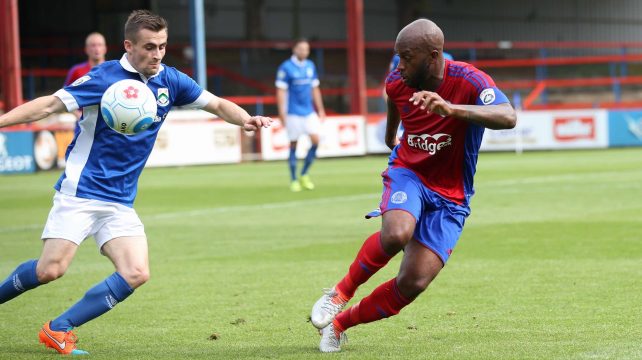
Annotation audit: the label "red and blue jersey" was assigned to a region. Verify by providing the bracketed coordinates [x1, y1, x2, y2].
[64, 62, 93, 86]
[385, 60, 509, 205]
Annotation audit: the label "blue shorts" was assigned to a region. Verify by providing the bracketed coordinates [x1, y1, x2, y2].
[366, 166, 470, 264]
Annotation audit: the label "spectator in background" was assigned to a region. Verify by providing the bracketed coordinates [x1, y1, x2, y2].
[64, 32, 107, 86]
[276, 38, 326, 192]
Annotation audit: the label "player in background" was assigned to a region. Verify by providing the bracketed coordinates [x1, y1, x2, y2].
[64, 33, 108, 125]
[64, 32, 107, 86]
[0, 10, 272, 355]
[310, 19, 516, 352]
[275, 38, 326, 192]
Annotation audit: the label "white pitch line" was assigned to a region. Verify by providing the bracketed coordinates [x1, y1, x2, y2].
[143, 193, 380, 221]
[0, 223, 44, 235]
[0, 193, 380, 235]
[2, 168, 640, 235]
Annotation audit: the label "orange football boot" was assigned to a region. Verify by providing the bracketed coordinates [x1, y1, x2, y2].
[39, 321, 89, 355]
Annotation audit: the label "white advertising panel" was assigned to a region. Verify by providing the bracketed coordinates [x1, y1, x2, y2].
[261, 116, 366, 160]
[481, 109, 609, 151]
[146, 110, 241, 167]
[365, 114, 394, 154]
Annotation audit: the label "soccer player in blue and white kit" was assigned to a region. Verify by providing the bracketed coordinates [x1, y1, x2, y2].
[0, 10, 271, 355]
[275, 39, 326, 192]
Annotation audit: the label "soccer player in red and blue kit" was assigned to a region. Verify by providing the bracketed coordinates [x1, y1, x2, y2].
[310, 19, 516, 352]
[64, 32, 107, 86]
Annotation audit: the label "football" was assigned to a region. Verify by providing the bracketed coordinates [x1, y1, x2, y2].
[100, 79, 157, 135]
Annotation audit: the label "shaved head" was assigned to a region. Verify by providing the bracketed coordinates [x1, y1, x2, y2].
[396, 19, 444, 53]
[394, 19, 446, 90]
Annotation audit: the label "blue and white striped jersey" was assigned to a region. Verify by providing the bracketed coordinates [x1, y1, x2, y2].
[53, 54, 213, 207]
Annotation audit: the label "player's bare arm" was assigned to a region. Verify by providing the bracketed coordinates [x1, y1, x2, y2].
[385, 97, 401, 150]
[202, 95, 273, 131]
[312, 86, 326, 119]
[0, 96, 67, 128]
[276, 87, 288, 123]
[410, 91, 517, 130]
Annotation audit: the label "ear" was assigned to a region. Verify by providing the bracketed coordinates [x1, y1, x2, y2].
[123, 39, 132, 52]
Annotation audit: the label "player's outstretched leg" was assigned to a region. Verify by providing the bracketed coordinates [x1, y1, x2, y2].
[320, 239, 443, 353]
[288, 145, 301, 192]
[0, 259, 41, 304]
[319, 320, 348, 353]
[48, 272, 134, 333]
[299, 144, 318, 190]
[319, 277, 413, 353]
[311, 231, 394, 328]
[40, 272, 133, 355]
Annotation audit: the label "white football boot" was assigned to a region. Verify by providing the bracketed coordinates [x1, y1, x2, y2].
[319, 322, 347, 353]
[310, 287, 348, 329]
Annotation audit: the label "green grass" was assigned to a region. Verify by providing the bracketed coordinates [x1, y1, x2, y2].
[1, 148, 641, 359]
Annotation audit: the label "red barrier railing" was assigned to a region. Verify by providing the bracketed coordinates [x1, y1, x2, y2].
[471, 54, 642, 68]
[14, 40, 642, 112]
[522, 76, 642, 110]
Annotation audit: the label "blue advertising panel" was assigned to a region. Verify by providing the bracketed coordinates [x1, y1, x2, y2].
[0, 131, 35, 174]
[608, 110, 642, 147]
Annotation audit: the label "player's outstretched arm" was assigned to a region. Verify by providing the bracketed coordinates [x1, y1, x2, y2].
[202, 95, 273, 132]
[410, 91, 517, 130]
[385, 98, 401, 150]
[449, 103, 516, 130]
[276, 88, 288, 123]
[0, 96, 67, 128]
[312, 87, 326, 119]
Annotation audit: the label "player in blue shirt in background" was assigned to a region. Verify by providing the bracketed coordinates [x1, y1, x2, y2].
[0, 10, 272, 355]
[275, 39, 326, 192]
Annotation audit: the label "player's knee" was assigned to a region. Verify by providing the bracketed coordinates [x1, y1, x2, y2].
[120, 266, 150, 289]
[396, 274, 431, 299]
[36, 261, 68, 283]
[381, 226, 413, 249]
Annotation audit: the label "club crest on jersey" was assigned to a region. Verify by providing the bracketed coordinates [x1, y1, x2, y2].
[71, 75, 91, 87]
[157, 88, 169, 107]
[391, 191, 408, 204]
[480, 88, 496, 105]
[306, 68, 313, 78]
[407, 133, 452, 155]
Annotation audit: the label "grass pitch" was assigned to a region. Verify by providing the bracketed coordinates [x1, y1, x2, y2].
[0, 148, 641, 359]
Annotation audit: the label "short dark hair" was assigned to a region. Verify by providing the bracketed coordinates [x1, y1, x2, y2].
[124, 10, 168, 42]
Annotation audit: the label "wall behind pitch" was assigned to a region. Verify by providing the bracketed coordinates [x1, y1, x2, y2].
[152, 0, 642, 42]
[153, 0, 397, 41]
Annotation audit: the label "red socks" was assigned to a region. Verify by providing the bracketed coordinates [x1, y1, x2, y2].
[334, 278, 412, 332]
[335, 232, 393, 300]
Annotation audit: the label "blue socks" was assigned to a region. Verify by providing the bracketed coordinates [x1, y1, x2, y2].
[0, 259, 41, 304]
[301, 144, 318, 176]
[288, 147, 298, 181]
[50, 272, 133, 331]
[1, 263, 135, 332]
